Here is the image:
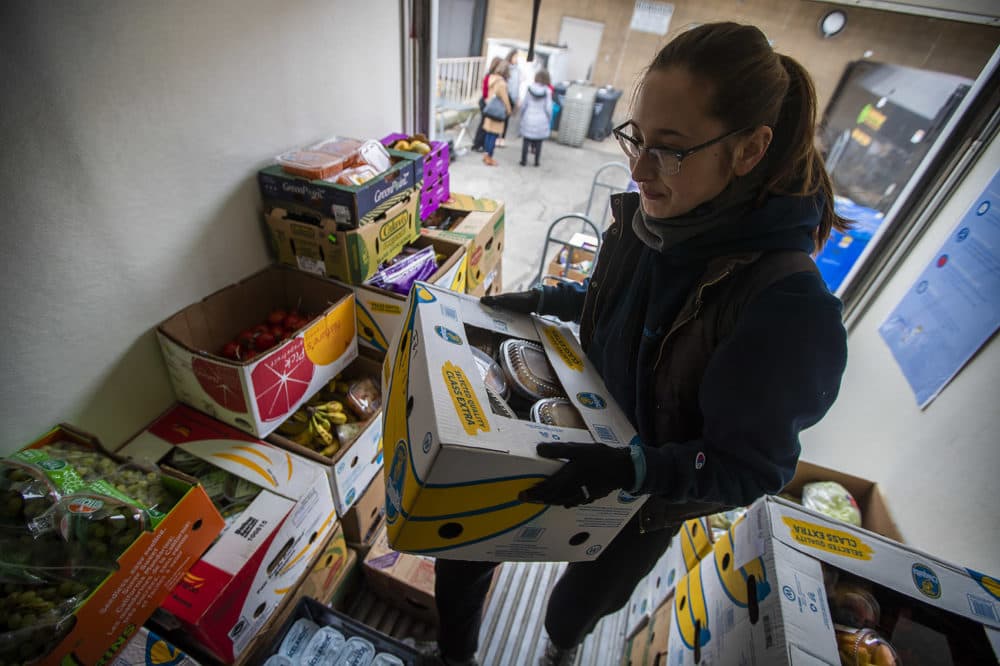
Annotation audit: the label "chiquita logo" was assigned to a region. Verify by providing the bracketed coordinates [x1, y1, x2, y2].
[576, 392, 606, 409]
[385, 440, 408, 525]
[912, 564, 942, 599]
[543, 327, 583, 371]
[434, 326, 462, 344]
[442, 362, 490, 435]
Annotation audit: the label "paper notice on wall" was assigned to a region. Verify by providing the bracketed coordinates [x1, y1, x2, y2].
[879, 168, 1000, 408]
[630, 1, 674, 35]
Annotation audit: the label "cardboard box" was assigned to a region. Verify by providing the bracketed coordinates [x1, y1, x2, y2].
[266, 189, 422, 285]
[782, 459, 903, 542]
[341, 470, 387, 545]
[646, 518, 713, 620]
[422, 201, 505, 293]
[626, 572, 656, 639]
[266, 597, 423, 664]
[667, 496, 1000, 665]
[118, 405, 338, 664]
[267, 351, 385, 515]
[624, 622, 652, 666]
[257, 150, 423, 228]
[544, 233, 597, 285]
[442, 192, 500, 212]
[156, 266, 357, 439]
[646, 599, 673, 666]
[465, 261, 502, 298]
[363, 525, 438, 624]
[19, 425, 224, 666]
[113, 627, 201, 666]
[353, 235, 468, 353]
[382, 282, 645, 561]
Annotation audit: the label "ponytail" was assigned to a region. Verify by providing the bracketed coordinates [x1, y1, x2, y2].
[769, 55, 847, 251]
[645, 23, 847, 252]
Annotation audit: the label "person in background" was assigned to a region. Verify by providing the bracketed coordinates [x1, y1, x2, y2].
[472, 57, 503, 153]
[518, 69, 553, 167]
[499, 48, 520, 148]
[431, 22, 849, 666]
[481, 60, 512, 166]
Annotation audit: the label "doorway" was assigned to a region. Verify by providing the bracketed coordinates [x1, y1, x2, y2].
[558, 16, 604, 82]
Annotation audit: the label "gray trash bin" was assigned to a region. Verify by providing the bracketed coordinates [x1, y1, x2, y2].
[557, 84, 597, 148]
[552, 81, 571, 131]
[588, 86, 623, 141]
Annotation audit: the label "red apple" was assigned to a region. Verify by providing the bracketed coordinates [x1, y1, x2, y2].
[283, 314, 306, 331]
[267, 309, 288, 325]
[221, 341, 241, 361]
[237, 329, 257, 350]
[252, 323, 270, 335]
[270, 325, 289, 341]
[255, 332, 276, 351]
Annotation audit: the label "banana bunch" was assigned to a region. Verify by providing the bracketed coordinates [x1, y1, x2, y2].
[275, 374, 364, 458]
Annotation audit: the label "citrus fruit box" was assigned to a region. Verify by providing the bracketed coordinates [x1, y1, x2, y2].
[267, 349, 387, 516]
[17, 424, 224, 666]
[257, 148, 423, 228]
[266, 187, 421, 285]
[666, 495, 1000, 665]
[381, 281, 646, 562]
[117, 404, 339, 664]
[351, 234, 468, 353]
[156, 265, 357, 439]
[420, 194, 505, 295]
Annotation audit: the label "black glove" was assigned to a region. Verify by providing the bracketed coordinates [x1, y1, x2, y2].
[519, 442, 635, 508]
[480, 289, 541, 315]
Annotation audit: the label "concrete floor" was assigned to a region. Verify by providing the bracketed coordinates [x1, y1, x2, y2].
[438, 120, 633, 292]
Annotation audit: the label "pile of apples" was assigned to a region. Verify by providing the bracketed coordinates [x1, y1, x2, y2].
[219, 308, 312, 362]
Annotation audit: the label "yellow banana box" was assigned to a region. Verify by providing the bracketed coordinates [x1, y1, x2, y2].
[667, 497, 1000, 665]
[119, 404, 338, 664]
[381, 282, 646, 562]
[646, 518, 714, 618]
[352, 235, 468, 353]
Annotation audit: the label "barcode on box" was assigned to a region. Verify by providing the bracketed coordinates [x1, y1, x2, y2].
[763, 614, 774, 649]
[592, 424, 619, 443]
[518, 527, 545, 542]
[441, 305, 458, 320]
[968, 594, 998, 622]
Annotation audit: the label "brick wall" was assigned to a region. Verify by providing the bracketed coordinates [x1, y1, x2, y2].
[483, 0, 998, 120]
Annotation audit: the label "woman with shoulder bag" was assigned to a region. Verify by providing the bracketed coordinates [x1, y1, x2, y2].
[430, 22, 849, 666]
[481, 61, 512, 166]
[472, 57, 503, 152]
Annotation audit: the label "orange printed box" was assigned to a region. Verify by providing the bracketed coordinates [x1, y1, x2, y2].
[21, 425, 224, 666]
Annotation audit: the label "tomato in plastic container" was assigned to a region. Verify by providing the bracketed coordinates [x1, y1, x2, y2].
[276, 150, 350, 180]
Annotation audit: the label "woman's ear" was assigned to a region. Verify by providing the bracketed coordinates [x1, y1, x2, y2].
[733, 126, 773, 176]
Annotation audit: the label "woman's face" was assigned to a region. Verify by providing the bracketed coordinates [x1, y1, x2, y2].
[629, 67, 736, 219]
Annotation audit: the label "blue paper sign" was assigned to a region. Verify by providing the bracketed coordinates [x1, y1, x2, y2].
[879, 169, 1000, 408]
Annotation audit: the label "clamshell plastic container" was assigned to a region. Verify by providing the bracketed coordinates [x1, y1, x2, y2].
[529, 397, 587, 429]
[499, 339, 565, 401]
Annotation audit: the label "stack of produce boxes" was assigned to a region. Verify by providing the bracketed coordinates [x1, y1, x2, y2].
[420, 192, 505, 298]
[0, 424, 224, 664]
[260, 134, 470, 355]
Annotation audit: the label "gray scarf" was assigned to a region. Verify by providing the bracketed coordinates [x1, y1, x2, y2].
[632, 174, 764, 253]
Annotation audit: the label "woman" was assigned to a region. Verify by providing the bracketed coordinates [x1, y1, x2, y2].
[499, 48, 520, 147]
[472, 56, 503, 153]
[518, 69, 553, 167]
[481, 61, 512, 166]
[432, 23, 849, 666]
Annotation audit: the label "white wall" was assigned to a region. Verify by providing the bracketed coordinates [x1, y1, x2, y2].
[802, 133, 1000, 574]
[0, 2, 402, 450]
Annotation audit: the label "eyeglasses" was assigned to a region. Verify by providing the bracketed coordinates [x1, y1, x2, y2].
[613, 121, 750, 176]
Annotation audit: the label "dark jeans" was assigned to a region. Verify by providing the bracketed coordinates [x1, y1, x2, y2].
[434, 512, 679, 661]
[483, 132, 498, 157]
[472, 99, 486, 150]
[521, 138, 543, 166]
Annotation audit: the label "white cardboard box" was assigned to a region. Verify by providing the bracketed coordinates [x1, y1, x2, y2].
[267, 351, 386, 515]
[667, 496, 1000, 665]
[648, 517, 713, 618]
[381, 282, 645, 562]
[156, 266, 358, 438]
[119, 405, 338, 664]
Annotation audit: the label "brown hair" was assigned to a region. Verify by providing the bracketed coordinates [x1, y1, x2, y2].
[535, 69, 551, 86]
[646, 22, 846, 249]
[488, 56, 503, 75]
[493, 60, 510, 80]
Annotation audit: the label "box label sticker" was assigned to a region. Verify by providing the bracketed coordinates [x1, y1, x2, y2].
[296, 255, 325, 276]
[380, 210, 413, 242]
[781, 516, 874, 560]
[542, 327, 583, 372]
[370, 301, 403, 315]
[441, 361, 490, 435]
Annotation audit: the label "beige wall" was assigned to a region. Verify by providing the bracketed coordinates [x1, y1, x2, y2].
[484, 0, 999, 118]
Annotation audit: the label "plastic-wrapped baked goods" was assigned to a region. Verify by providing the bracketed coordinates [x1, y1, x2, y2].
[498, 339, 565, 401]
[529, 398, 586, 429]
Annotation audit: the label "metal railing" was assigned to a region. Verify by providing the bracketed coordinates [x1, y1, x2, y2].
[436, 56, 486, 107]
